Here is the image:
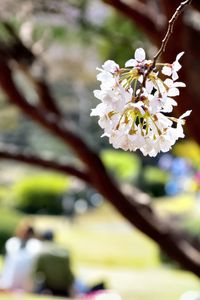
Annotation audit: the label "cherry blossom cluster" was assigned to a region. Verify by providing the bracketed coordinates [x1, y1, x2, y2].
[91, 48, 191, 157]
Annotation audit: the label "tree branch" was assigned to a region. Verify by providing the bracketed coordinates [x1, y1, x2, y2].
[137, 0, 192, 99]
[0, 144, 91, 184]
[17, 64, 62, 116]
[35, 80, 62, 116]
[1, 22, 62, 116]
[1, 59, 200, 277]
[0, 22, 35, 65]
[154, 0, 192, 61]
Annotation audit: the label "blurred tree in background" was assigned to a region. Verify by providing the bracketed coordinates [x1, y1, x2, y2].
[0, 0, 200, 278]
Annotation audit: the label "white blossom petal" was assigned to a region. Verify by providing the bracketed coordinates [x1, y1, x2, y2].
[172, 71, 179, 81]
[125, 59, 137, 67]
[162, 66, 172, 76]
[173, 81, 186, 88]
[173, 61, 182, 72]
[168, 87, 180, 97]
[180, 110, 192, 119]
[145, 80, 154, 93]
[164, 78, 173, 87]
[93, 89, 104, 100]
[135, 48, 146, 62]
[176, 51, 184, 61]
[97, 70, 113, 82]
[90, 103, 108, 117]
[102, 60, 119, 73]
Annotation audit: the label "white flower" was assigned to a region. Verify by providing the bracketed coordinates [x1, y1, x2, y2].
[99, 114, 120, 135]
[168, 110, 192, 141]
[93, 85, 132, 113]
[102, 60, 119, 73]
[164, 78, 186, 97]
[145, 79, 154, 94]
[125, 48, 146, 67]
[150, 134, 173, 155]
[135, 48, 146, 61]
[149, 95, 162, 114]
[162, 52, 184, 81]
[97, 71, 116, 91]
[179, 110, 192, 120]
[132, 101, 146, 115]
[91, 49, 191, 157]
[109, 125, 145, 152]
[90, 102, 110, 117]
[157, 112, 173, 127]
[160, 93, 177, 113]
[176, 110, 192, 134]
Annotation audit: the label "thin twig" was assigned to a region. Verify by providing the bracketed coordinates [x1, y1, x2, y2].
[138, 0, 192, 97]
[153, 0, 192, 64]
[0, 144, 92, 184]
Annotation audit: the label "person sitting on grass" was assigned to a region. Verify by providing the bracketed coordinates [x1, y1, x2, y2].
[32, 230, 106, 298]
[0, 221, 41, 292]
[32, 230, 75, 297]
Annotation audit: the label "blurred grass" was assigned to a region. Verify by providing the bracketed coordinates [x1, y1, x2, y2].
[33, 196, 197, 268]
[0, 268, 199, 300]
[77, 266, 200, 300]
[1, 198, 200, 300]
[155, 194, 195, 214]
[33, 204, 160, 268]
[0, 193, 193, 267]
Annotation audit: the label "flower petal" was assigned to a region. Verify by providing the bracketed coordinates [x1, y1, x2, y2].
[162, 66, 172, 76]
[125, 59, 137, 67]
[135, 48, 146, 62]
[173, 81, 186, 88]
[145, 80, 154, 93]
[102, 60, 119, 73]
[168, 87, 180, 97]
[173, 61, 181, 72]
[176, 51, 184, 61]
[180, 110, 192, 119]
[164, 78, 173, 87]
[97, 70, 113, 82]
[172, 72, 179, 81]
[90, 103, 108, 117]
[93, 89, 104, 100]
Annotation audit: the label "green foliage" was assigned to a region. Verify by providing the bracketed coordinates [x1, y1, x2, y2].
[139, 166, 169, 197]
[13, 173, 68, 215]
[0, 208, 22, 254]
[0, 187, 7, 205]
[32, 25, 70, 44]
[101, 149, 140, 181]
[144, 166, 169, 183]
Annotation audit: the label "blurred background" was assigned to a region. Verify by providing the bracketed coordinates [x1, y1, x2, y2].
[0, 0, 200, 299]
